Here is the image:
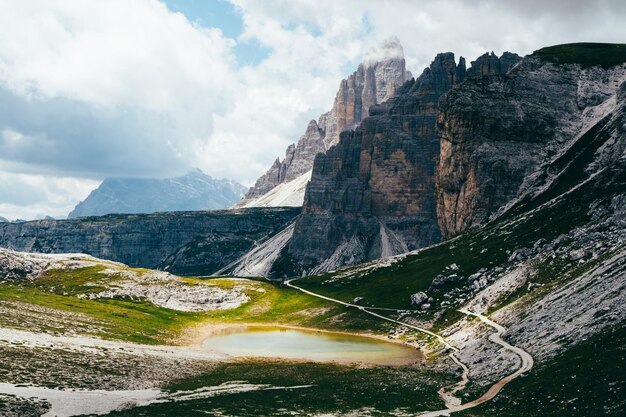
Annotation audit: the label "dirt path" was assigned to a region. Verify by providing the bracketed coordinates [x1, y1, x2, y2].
[417, 309, 534, 416]
[284, 280, 469, 408]
[284, 280, 534, 415]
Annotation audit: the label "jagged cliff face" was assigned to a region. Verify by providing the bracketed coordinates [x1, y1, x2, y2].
[243, 121, 325, 199]
[436, 52, 625, 237]
[241, 38, 411, 204]
[235, 46, 625, 277]
[287, 53, 467, 271]
[320, 39, 412, 151]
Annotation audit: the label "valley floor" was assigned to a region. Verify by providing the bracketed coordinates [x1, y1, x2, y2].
[1, 222, 625, 417]
[0, 250, 453, 416]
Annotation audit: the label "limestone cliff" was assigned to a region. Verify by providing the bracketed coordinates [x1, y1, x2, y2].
[240, 37, 412, 205]
[0, 208, 300, 276]
[283, 45, 625, 275]
[287, 53, 466, 272]
[436, 47, 625, 237]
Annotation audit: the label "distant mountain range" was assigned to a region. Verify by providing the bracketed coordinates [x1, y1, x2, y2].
[68, 169, 247, 218]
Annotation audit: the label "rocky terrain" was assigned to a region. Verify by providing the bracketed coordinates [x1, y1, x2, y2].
[436, 50, 624, 237]
[1, 249, 250, 312]
[69, 168, 247, 218]
[235, 44, 624, 277]
[239, 37, 412, 207]
[0, 207, 300, 276]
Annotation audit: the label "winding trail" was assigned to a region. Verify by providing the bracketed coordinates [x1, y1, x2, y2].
[418, 310, 534, 416]
[284, 280, 468, 407]
[284, 279, 534, 416]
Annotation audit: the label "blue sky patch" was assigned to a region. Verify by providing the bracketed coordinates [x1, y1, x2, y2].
[161, 0, 270, 66]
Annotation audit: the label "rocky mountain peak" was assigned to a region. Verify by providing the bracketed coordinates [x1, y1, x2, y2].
[363, 36, 405, 67]
[69, 169, 247, 218]
[287, 52, 467, 272]
[304, 119, 320, 135]
[239, 37, 412, 205]
[466, 51, 521, 77]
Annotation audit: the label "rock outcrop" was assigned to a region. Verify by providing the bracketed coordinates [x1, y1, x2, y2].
[287, 53, 467, 272]
[240, 37, 412, 206]
[0, 249, 56, 281]
[436, 49, 624, 237]
[69, 169, 247, 219]
[465, 51, 520, 77]
[0, 208, 300, 276]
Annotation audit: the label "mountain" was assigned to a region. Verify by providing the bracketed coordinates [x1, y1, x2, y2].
[237, 37, 413, 208]
[286, 51, 523, 273]
[293, 64, 626, 412]
[0, 216, 8, 222]
[0, 207, 299, 276]
[281, 44, 626, 416]
[224, 43, 625, 277]
[68, 169, 247, 218]
[287, 52, 476, 272]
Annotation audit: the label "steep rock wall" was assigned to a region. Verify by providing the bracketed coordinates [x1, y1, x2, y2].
[436, 53, 625, 237]
[0, 208, 300, 276]
[241, 37, 411, 204]
[288, 53, 467, 271]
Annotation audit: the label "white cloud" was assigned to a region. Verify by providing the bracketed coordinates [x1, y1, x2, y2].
[0, 0, 240, 182]
[0, 170, 97, 220]
[0, 0, 238, 111]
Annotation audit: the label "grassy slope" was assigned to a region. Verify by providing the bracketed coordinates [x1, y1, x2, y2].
[0, 286, 200, 345]
[533, 42, 626, 69]
[457, 323, 625, 416]
[194, 278, 385, 332]
[0, 264, 389, 345]
[105, 360, 453, 417]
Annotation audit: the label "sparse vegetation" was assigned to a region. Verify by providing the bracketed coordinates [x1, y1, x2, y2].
[456, 324, 626, 416]
[105, 360, 453, 417]
[0, 263, 389, 346]
[0, 284, 200, 344]
[533, 42, 626, 69]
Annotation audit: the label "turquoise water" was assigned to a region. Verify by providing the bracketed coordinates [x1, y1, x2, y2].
[202, 326, 421, 365]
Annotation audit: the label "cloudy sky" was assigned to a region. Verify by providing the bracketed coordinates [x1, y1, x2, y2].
[0, 0, 624, 220]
